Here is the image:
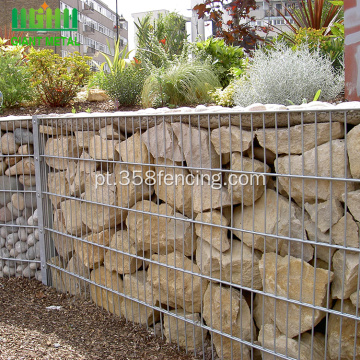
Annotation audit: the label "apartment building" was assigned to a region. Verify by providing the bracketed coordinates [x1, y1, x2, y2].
[0, 0, 129, 71]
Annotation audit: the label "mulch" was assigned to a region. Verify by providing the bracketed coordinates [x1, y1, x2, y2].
[0, 277, 212, 360]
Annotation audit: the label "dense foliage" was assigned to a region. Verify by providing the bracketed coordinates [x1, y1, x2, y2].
[27, 49, 92, 107]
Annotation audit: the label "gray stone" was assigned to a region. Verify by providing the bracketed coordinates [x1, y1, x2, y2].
[24, 193, 37, 209]
[0, 248, 9, 258]
[13, 128, 34, 145]
[35, 271, 42, 282]
[15, 241, 27, 254]
[26, 246, 35, 260]
[0, 227, 9, 238]
[6, 233, 18, 246]
[0, 206, 12, 222]
[18, 228, 27, 241]
[35, 242, 40, 258]
[26, 233, 36, 246]
[22, 266, 35, 278]
[9, 248, 18, 257]
[6, 202, 22, 218]
[0, 176, 22, 206]
[29, 262, 39, 270]
[3, 265, 15, 276]
[15, 217, 26, 226]
[0, 237, 5, 247]
[16, 264, 25, 273]
[34, 229, 39, 240]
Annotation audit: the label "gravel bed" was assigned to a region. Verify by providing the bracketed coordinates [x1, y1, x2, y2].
[0, 277, 210, 360]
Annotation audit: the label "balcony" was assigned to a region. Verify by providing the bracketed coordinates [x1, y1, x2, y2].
[84, 45, 96, 55]
[84, 24, 95, 35]
[82, 2, 94, 14]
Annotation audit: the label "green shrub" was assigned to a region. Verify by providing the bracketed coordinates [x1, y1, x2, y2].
[141, 60, 220, 108]
[209, 81, 238, 107]
[0, 41, 32, 108]
[103, 65, 146, 106]
[27, 49, 92, 107]
[194, 38, 247, 87]
[233, 43, 344, 107]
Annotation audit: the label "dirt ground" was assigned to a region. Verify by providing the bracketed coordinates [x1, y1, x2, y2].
[0, 277, 214, 360]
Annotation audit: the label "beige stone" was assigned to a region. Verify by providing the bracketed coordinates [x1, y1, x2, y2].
[44, 136, 79, 170]
[121, 270, 160, 325]
[195, 211, 230, 252]
[52, 209, 74, 258]
[256, 122, 344, 155]
[211, 126, 253, 155]
[142, 122, 183, 162]
[117, 132, 154, 178]
[203, 284, 254, 360]
[90, 266, 123, 317]
[19, 175, 36, 187]
[350, 291, 360, 307]
[328, 300, 360, 359]
[74, 131, 93, 149]
[126, 201, 194, 255]
[276, 140, 355, 203]
[1, 133, 19, 154]
[164, 311, 205, 351]
[249, 146, 277, 166]
[88, 135, 119, 161]
[0, 162, 7, 176]
[196, 238, 262, 289]
[104, 230, 145, 275]
[59, 200, 88, 236]
[332, 214, 360, 249]
[259, 253, 334, 338]
[233, 189, 313, 262]
[17, 144, 33, 155]
[5, 158, 35, 176]
[99, 125, 124, 141]
[11, 193, 25, 211]
[39, 125, 71, 135]
[343, 190, 360, 222]
[47, 171, 70, 208]
[172, 123, 220, 176]
[149, 251, 208, 312]
[253, 294, 273, 329]
[332, 250, 360, 299]
[259, 325, 326, 360]
[305, 199, 344, 233]
[193, 179, 239, 213]
[154, 158, 193, 217]
[4, 156, 21, 166]
[76, 229, 114, 269]
[88, 89, 109, 101]
[226, 154, 269, 206]
[49, 256, 67, 293]
[63, 254, 90, 297]
[347, 123, 360, 179]
[115, 163, 154, 210]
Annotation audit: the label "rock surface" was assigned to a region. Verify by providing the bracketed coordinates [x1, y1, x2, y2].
[347, 123, 360, 178]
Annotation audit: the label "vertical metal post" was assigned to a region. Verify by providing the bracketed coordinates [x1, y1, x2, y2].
[32, 115, 48, 285]
[116, 0, 119, 41]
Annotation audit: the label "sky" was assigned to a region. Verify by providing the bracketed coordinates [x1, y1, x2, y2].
[103, 0, 194, 50]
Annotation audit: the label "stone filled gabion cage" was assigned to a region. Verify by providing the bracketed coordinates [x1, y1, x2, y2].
[1, 102, 360, 359]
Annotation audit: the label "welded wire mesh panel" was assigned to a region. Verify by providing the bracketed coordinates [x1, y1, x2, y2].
[37, 108, 360, 360]
[0, 118, 42, 280]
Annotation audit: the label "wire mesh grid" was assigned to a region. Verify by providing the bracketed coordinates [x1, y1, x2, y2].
[2, 108, 360, 360]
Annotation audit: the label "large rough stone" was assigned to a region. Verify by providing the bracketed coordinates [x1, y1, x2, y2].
[127, 201, 194, 255]
[259, 325, 326, 360]
[1, 133, 19, 154]
[203, 284, 254, 360]
[11, 193, 25, 211]
[142, 122, 183, 161]
[226, 154, 269, 206]
[99, 125, 124, 141]
[0, 206, 12, 222]
[154, 158, 193, 217]
[164, 311, 205, 351]
[276, 140, 355, 203]
[115, 163, 154, 210]
[47, 171, 70, 208]
[19, 175, 36, 187]
[74, 131, 93, 149]
[256, 122, 344, 155]
[328, 300, 360, 359]
[172, 123, 220, 176]
[347, 123, 360, 178]
[195, 210, 229, 252]
[59, 200, 88, 236]
[0, 176, 22, 206]
[305, 199, 344, 233]
[211, 126, 253, 155]
[253, 294, 273, 329]
[90, 266, 123, 317]
[50, 256, 67, 293]
[121, 270, 160, 325]
[233, 189, 313, 262]
[196, 238, 262, 289]
[117, 132, 154, 178]
[52, 209, 74, 258]
[14, 128, 34, 145]
[39, 125, 71, 136]
[17, 144, 33, 156]
[62, 254, 90, 297]
[88, 89, 109, 101]
[343, 190, 360, 222]
[76, 229, 115, 269]
[331, 214, 360, 249]
[350, 291, 360, 307]
[88, 135, 119, 161]
[259, 253, 334, 338]
[104, 230, 145, 275]
[332, 250, 360, 299]
[193, 179, 239, 213]
[5, 158, 35, 176]
[149, 251, 208, 313]
[44, 136, 79, 170]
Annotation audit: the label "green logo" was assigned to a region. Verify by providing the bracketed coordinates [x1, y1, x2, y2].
[12, 2, 78, 32]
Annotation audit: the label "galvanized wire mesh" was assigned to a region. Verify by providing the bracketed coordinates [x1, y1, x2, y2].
[1, 107, 360, 359]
